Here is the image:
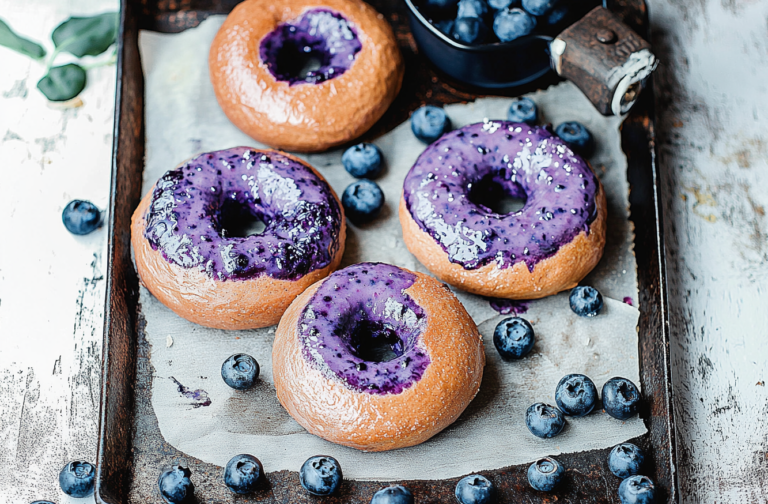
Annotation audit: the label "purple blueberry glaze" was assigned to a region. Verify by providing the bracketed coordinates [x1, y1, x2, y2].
[489, 298, 529, 315]
[403, 121, 600, 272]
[144, 147, 342, 281]
[623, 296, 633, 306]
[171, 377, 211, 408]
[298, 263, 431, 395]
[259, 9, 362, 86]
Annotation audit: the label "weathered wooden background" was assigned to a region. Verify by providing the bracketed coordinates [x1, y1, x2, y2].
[0, 0, 766, 502]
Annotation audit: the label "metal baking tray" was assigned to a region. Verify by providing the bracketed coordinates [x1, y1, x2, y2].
[96, 0, 677, 501]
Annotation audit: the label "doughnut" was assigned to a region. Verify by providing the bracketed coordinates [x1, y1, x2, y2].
[272, 262, 485, 452]
[131, 147, 346, 330]
[209, 0, 404, 153]
[399, 121, 607, 299]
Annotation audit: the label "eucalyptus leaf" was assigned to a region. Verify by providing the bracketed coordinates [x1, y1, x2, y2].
[51, 12, 118, 58]
[0, 19, 46, 59]
[37, 64, 86, 102]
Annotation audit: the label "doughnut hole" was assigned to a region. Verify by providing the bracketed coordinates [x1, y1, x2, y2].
[348, 320, 405, 363]
[259, 9, 362, 85]
[468, 172, 528, 215]
[219, 199, 268, 238]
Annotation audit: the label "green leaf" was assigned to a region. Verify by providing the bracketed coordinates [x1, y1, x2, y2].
[51, 12, 118, 58]
[37, 63, 86, 101]
[0, 18, 46, 59]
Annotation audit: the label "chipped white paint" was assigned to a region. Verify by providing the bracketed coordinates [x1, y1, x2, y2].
[650, 0, 768, 501]
[0, 0, 766, 501]
[0, 0, 117, 503]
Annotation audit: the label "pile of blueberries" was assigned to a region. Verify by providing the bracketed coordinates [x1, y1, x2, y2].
[417, 0, 596, 45]
[489, 285, 656, 503]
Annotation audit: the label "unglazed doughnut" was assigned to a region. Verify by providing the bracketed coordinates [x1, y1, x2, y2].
[272, 262, 485, 452]
[209, 0, 404, 153]
[400, 121, 607, 299]
[131, 147, 346, 330]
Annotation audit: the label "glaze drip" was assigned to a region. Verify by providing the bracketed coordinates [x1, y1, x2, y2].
[259, 9, 362, 85]
[403, 121, 599, 271]
[143, 147, 342, 281]
[298, 263, 431, 395]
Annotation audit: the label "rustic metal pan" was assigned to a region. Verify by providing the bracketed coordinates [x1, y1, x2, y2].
[96, 0, 676, 502]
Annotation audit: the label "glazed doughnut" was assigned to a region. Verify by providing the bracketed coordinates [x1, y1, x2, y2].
[131, 147, 346, 330]
[399, 121, 607, 299]
[209, 0, 404, 153]
[272, 262, 485, 452]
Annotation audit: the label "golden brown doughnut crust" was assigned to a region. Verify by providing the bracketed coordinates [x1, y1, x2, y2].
[272, 268, 485, 452]
[399, 183, 608, 300]
[209, 0, 404, 153]
[130, 152, 346, 330]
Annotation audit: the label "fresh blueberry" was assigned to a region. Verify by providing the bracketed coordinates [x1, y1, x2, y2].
[223, 454, 263, 494]
[457, 0, 488, 18]
[493, 316, 535, 360]
[342, 143, 383, 179]
[452, 17, 489, 45]
[221, 353, 260, 390]
[555, 373, 598, 417]
[58, 461, 95, 498]
[435, 19, 456, 37]
[411, 105, 451, 143]
[425, 0, 460, 8]
[569, 285, 603, 317]
[158, 465, 194, 504]
[488, 0, 515, 10]
[455, 474, 494, 504]
[525, 403, 565, 438]
[30, 501, 56, 504]
[609, 443, 645, 478]
[521, 0, 557, 16]
[602, 377, 641, 420]
[300, 455, 343, 496]
[342, 180, 385, 225]
[370, 485, 415, 504]
[507, 97, 538, 124]
[543, 5, 569, 27]
[527, 457, 564, 491]
[62, 200, 101, 235]
[493, 8, 536, 42]
[555, 121, 595, 156]
[618, 475, 656, 504]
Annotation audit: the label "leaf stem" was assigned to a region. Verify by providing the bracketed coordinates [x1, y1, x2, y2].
[79, 49, 117, 71]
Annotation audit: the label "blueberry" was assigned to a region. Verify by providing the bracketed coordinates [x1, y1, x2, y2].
[569, 285, 603, 317]
[221, 353, 260, 390]
[62, 200, 101, 235]
[300, 455, 343, 496]
[525, 403, 565, 438]
[342, 143, 383, 179]
[455, 474, 494, 504]
[342, 180, 385, 224]
[457, 0, 488, 18]
[602, 377, 641, 420]
[223, 454, 263, 494]
[158, 465, 194, 504]
[543, 5, 569, 27]
[488, 0, 515, 10]
[618, 475, 656, 504]
[411, 105, 451, 143]
[30, 501, 56, 504]
[58, 461, 95, 498]
[452, 17, 489, 45]
[521, 0, 557, 16]
[609, 443, 645, 478]
[435, 19, 456, 36]
[527, 457, 564, 492]
[493, 8, 536, 42]
[555, 373, 598, 417]
[425, 0, 460, 8]
[370, 485, 415, 504]
[555, 121, 595, 156]
[493, 316, 535, 359]
[507, 97, 538, 124]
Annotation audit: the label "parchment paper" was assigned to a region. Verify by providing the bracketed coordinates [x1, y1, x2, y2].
[137, 17, 645, 481]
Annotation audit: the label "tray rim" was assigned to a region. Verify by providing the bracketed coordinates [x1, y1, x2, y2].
[96, 1, 678, 502]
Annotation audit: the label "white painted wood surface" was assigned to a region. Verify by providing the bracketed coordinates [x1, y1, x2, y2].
[0, 0, 766, 502]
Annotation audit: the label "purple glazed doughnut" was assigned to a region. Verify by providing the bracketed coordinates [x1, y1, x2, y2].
[209, 0, 404, 153]
[273, 262, 485, 452]
[131, 147, 346, 330]
[399, 121, 607, 299]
